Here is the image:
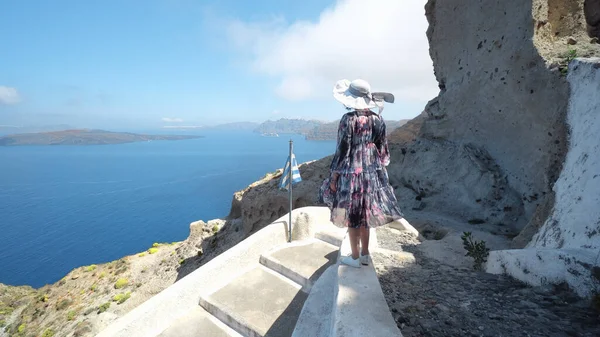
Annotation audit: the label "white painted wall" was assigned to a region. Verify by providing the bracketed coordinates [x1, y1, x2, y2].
[488, 58, 600, 297]
[530, 58, 600, 250]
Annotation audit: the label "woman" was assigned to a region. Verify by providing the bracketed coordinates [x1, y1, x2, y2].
[320, 79, 403, 268]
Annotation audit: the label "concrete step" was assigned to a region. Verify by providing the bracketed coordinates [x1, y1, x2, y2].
[260, 239, 339, 292]
[199, 265, 308, 337]
[315, 227, 346, 247]
[158, 306, 242, 337]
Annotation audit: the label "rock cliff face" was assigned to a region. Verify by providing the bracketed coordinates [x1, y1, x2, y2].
[414, 0, 572, 231]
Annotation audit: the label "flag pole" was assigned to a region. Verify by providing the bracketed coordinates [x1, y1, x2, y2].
[288, 139, 293, 243]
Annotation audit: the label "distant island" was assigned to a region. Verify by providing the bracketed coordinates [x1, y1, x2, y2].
[207, 122, 259, 131]
[253, 119, 323, 135]
[0, 129, 203, 146]
[254, 118, 410, 141]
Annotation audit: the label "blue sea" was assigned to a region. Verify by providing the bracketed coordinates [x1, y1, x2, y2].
[0, 130, 335, 288]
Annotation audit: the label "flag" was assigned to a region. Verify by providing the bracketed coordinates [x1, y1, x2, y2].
[279, 153, 302, 190]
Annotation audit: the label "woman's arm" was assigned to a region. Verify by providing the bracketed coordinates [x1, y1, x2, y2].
[374, 116, 390, 166]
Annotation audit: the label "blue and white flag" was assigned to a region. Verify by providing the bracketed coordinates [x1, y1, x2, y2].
[279, 154, 302, 190]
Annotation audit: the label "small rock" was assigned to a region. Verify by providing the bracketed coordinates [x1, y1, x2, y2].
[444, 318, 457, 326]
[435, 303, 450, 312]
[519, 300, 539, 309]
[567, 37, 577, 45]
[412, 201, 427, 211]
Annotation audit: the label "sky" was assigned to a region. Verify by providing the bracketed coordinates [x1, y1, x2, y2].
[0, 0, 438, 130]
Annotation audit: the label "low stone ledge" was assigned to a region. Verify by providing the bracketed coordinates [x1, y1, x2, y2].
[487, 248, 599, 297]
[331, 228, 402, 337]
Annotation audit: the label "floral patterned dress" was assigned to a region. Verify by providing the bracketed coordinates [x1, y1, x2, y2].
[319, 110, 403, 228]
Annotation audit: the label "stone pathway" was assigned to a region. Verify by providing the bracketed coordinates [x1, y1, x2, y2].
[374, 227, 600, 337]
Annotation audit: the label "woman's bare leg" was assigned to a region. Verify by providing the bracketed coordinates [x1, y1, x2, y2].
[359, 226, 370, 256]
[348, 227, 360, 259]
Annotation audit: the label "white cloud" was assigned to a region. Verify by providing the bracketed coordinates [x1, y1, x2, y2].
[226, 0, 438, 103]
[162, 117, 184, 123]
[0, 86, 21, 105]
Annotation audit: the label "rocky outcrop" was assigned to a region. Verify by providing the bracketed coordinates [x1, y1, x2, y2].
[385, 0, 598, 236]
[228, 157, 332, 235]
[417, 0, 569, 229]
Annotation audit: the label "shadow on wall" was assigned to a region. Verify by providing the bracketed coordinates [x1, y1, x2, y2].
[585, 0, 600, 38]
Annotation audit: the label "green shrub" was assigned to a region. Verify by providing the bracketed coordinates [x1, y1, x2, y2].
[38, 293, 49, 302]
[148, 247, 159, 254]
[98, 271, 106, 278]
[56, 298, 72, 311]
[97, 302, 111, 313]
[179, 259, 185, 265]
[212, 225, 219, 233]
[566, 49, 577, 63]
[152, 242, 160, 247]
[84, 264, 97, 272]
[138, 252, 146, 257]
[0, 320, 5, 328]
[67, 310, 76, 321]
[114, 278, 128, 289]
[90, 284, 97, 292]
[17, 323, 25, 333]
[461, 232, 490, 270]
[0, 305, 13, 315]
[559, 49, 578, 76]
[112, 292, 131, 304]
[41, 328, 55, 337]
